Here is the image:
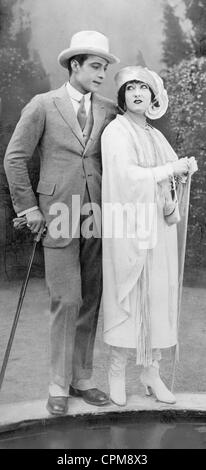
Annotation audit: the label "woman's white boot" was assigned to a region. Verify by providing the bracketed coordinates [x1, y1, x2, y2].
[140, 360, 176, 404]
[108, 347, 127, 406]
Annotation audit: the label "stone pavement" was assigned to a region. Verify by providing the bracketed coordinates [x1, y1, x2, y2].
[1, 393, 206, 436]
[0, 278, 206, 429]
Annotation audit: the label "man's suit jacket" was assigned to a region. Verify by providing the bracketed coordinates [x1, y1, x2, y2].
[4, 84, 117, 247]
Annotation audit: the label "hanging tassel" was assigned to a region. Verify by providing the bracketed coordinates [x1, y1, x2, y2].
[136, 256, 153, 366]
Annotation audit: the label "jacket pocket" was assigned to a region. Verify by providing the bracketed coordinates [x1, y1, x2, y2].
[36, 180, 56, 195]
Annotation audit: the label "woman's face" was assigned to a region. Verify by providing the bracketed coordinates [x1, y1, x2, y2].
[125, 80, 152, 115]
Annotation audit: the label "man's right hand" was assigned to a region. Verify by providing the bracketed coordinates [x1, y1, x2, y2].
[26, 209, 45, 234]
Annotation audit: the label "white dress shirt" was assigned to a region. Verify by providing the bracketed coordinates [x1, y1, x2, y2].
[66, 81, 91, 116]
[18, 82, 91, 217]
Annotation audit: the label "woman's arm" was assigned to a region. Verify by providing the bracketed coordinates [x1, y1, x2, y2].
[102, 124, 189, 185]
[152, 159, 189, 183]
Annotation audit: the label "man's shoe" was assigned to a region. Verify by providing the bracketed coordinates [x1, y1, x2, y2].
[69, 386, 110, 406]
[46, 395, 69, 416]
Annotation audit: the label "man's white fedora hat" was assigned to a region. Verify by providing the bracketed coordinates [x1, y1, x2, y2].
[58, 30, 119, 68]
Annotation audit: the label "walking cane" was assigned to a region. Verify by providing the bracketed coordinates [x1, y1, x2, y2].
[170, 174, 192, 392]
[0, 218, 46, 391]
[171, 157, 198, 392]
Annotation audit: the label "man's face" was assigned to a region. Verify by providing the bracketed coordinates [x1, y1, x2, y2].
[70, 55, 109, 94]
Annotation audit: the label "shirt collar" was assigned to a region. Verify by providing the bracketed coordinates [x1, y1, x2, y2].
[66, 81, 91, 105]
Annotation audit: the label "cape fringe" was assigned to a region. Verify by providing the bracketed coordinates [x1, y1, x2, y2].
[136, 257, 153, 366]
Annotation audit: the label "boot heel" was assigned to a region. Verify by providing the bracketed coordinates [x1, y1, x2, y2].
[140, 375, 153, 397]
[145, 385, 153, 396]
[140, 363, 176, 404]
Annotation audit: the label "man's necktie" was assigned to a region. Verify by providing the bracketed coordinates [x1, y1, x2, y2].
[77, 96, 87, 131]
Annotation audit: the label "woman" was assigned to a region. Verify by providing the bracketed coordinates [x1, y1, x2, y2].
[101, 66, 196, 406]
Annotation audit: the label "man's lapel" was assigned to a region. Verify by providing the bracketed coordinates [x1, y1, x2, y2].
[53, 84, 85, 147]
[85, 94, 106, 153]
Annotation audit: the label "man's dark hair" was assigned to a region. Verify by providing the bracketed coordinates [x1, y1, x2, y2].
[67, 54, 89, 75]
[117, 80, 156, 112]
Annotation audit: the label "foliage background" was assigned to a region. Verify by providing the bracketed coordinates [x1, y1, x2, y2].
[160, 0, 206, 273]
[0, 0, 205, 279]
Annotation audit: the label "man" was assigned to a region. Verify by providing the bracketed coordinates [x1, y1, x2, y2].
[4, 30, 119, 415]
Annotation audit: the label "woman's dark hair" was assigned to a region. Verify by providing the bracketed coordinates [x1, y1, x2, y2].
[117, 80, 157, 112]
[67, 54, 89, 75]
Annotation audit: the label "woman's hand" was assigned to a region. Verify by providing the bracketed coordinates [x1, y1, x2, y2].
[172, 157, 189, 175]
[188, 156, 198, 174]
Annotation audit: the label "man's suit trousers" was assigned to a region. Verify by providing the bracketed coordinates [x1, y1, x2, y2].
[44, 186, 102, 390]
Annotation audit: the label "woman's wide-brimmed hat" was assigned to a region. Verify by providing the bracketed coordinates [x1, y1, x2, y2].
[115, 66, 168, 119]
[58, 30, 119, 68]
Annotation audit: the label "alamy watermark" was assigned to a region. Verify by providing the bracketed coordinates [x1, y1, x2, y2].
[47, 196, 157, 249]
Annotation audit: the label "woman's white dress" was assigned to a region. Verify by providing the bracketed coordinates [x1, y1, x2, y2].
[101, 114, 179, 364]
